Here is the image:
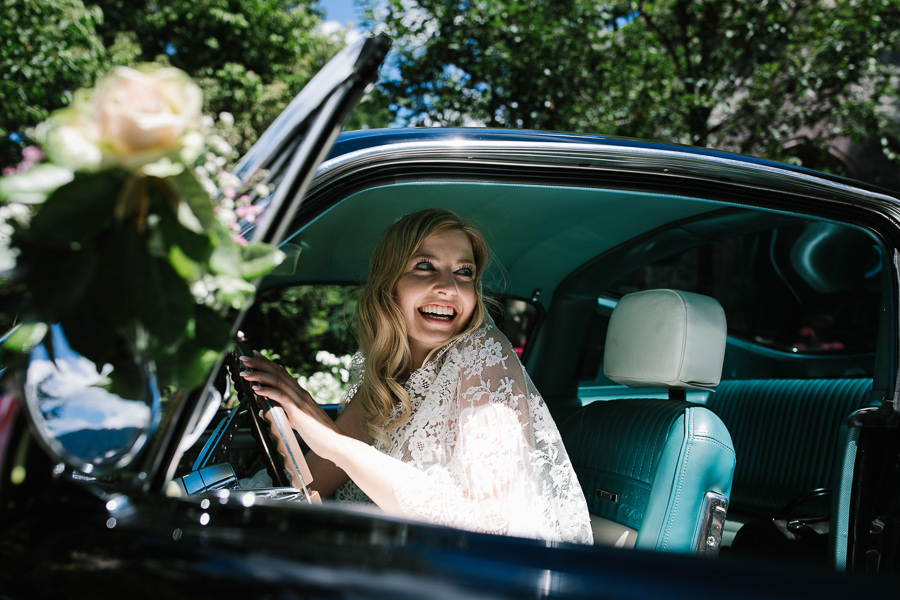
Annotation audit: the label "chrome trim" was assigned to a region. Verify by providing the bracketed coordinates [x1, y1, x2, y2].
[694, 492, 729, 556]
[311, 136, 900, 212]
[236, 487, 311, 502]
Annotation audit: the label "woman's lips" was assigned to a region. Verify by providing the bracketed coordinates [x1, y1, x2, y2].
[418, 303, 457, 321]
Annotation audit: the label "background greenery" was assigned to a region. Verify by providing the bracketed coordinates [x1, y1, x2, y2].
[0, 0, 380, 166]
[241, 285, 359, 377]
[363, 0, 900, 190]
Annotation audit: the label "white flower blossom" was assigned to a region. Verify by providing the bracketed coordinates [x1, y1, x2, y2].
[298, 352, 355, 405]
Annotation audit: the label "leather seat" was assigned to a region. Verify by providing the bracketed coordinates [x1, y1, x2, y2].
[561, 289, 736, 554]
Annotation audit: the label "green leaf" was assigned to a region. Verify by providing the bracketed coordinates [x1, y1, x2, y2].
[208, 228, 285, 281]
[167, 244, 203, 281]
[105, 351, 155, 402]
[207, 273, 256, 310]
[20, 239, 99, 322]
[28, 172, 122, 245]
[92, 225, 150, 327]
[154, 340, 221, 392]
[0, 164, 74, 204]
[208, 228, 243, 277]
[60, 303, 120, 367]
[267, 242, 302, 276]
[165, 170, 218, 233]
[238, 242, 286, 280]
[150, 194, 214, 265]
[194, 304, 233, 351]
[140, 256, 194, 348]
[1, 322, 48, 353]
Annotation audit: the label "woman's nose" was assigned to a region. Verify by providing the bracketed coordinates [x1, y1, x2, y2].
[433, 269, 458, 295]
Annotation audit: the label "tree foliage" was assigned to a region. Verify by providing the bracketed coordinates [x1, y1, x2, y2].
[364, 0, 900, 185]
[0, 0, 124, 166]
[0, 0, 369, 167]
[241, 285, 359, 376]
[365, 0, 621, 130]
[89, 0, 351, 153]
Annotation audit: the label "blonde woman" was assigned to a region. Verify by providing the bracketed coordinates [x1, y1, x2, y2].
[240, 209, 592, 544]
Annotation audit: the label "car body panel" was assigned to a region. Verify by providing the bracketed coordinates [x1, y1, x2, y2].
[0, 455, 893, 598]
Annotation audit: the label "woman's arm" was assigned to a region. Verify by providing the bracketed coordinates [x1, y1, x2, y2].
[240, 339, 591, 544]
[302, 398, 366, 497]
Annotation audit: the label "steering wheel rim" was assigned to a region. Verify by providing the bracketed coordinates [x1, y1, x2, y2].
[226, 349, 321, 502]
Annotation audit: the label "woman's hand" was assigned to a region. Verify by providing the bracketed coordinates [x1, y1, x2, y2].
[240, 352, 405, 514]
[238, 352, 343, 462]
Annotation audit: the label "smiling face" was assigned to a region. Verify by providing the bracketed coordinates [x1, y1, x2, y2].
[394, 228, 478, 369]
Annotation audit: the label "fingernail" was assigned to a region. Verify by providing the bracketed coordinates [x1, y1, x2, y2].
[239, 355, 251, 362]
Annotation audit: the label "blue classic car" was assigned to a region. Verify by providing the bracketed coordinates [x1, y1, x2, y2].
[1, 34, 898, 597]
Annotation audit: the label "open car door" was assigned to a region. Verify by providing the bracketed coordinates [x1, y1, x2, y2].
[144, 33, 391, 489]
[233, 32, 391, 247]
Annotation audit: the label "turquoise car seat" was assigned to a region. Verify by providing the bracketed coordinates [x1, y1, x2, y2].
[561, 289, 736, 554]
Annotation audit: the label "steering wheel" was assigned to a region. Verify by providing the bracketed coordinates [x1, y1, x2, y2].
[225, 347, 321, 503]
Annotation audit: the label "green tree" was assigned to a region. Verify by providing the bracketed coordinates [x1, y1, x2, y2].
[612, 1, 900, 176]
[364, 0, 900, 183]
[241, 285, 359, 376]
[90, 0, 350, 153]
[0, 1, 381, 164]
[365, 0, 621, 130]
[0, 0, 133, 167]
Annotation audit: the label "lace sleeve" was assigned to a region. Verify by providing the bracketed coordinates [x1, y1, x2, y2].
[386, 326, 593, 544]
[340, 351, 365, 410]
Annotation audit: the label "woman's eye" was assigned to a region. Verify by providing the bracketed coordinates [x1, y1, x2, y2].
[414, 260, 435, 271]
[456, 266, 474, 278]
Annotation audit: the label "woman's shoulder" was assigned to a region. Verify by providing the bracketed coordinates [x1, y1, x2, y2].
[446, 321, 521, 368]
[456, 320, 512, 349]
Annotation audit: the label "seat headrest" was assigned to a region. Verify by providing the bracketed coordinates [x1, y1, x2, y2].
[603, 289, 726, 391]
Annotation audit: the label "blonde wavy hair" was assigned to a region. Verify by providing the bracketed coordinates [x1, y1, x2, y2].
[356, 208, 489, 444]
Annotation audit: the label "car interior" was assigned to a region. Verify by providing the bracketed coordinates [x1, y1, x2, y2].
[174, 173, 887, 571]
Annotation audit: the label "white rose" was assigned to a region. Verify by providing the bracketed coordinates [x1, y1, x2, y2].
[39, 65, 204, 173]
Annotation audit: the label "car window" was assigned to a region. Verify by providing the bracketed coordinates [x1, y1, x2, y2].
[578, 221, 883, 383]
[239, 284, 359, 406]
[237, 286, 540, 405]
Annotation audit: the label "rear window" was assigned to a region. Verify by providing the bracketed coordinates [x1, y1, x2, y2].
[578, 221, 882, 382]
[609, 222, 882, 355]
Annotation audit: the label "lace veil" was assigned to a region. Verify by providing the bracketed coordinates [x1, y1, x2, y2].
[335, 318, 593, 545]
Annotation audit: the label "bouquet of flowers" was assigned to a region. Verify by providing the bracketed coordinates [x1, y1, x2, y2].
[0, 64, 284, 393]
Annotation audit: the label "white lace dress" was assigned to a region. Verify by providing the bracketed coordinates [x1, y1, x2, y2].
[333, 322, 593, 545]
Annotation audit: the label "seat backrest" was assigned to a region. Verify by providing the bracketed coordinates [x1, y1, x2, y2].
[706, 378, 874, 517]
[561, 289, 736, 554]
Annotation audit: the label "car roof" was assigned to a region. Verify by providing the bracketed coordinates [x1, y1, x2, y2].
[261, 128, 899, 304]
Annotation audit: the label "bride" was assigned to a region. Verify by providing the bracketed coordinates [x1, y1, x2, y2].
[240, 208, 592, 544]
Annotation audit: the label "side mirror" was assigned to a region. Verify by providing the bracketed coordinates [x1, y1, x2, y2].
[16, 324, 159, 475]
